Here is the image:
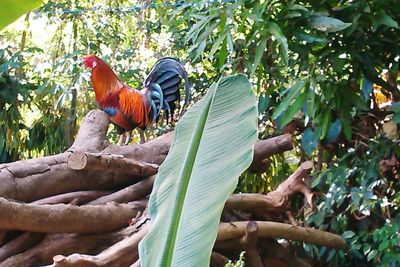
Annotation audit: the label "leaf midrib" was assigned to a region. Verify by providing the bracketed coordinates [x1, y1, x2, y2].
[160, 85, 217, 266]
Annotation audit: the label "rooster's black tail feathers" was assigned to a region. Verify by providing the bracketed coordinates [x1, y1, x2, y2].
[145, 57, 190, 121]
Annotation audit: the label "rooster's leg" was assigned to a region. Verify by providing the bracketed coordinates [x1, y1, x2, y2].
[117, 133, 125, 146]
[139, 129, 146, 144]
[124, 131, 131, 145]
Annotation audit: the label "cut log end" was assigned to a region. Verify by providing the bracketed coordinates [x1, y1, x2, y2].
[53, 254, 66, 263]
[67, 152, 88, 170]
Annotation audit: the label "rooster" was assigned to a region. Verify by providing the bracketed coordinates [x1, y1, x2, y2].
[83, 55, 190, 145]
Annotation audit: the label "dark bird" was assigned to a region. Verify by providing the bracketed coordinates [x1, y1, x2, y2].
[83, 55, 190, 145]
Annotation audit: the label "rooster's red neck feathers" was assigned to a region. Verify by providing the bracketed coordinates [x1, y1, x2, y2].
[83, 55, 121, 103]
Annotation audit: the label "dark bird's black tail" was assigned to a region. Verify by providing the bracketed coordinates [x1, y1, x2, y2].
[144, 57, 190, 122]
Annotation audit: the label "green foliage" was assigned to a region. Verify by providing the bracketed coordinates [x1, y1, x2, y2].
[163, 0, 398, 148]
[0, 0, 42, 30]
[308, 137, 400, 266]
[389, 102, 400, 123]
[157, 0, 400, 266]
[0, 0, 193, 160]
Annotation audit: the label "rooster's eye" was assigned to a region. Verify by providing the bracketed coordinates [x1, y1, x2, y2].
[92, 61, 97, 68]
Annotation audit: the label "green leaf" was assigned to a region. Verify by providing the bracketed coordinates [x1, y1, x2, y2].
[342, 116, 352, 141]
[0, 133, 4, 157]
[250, 37, 267, 76]
[372, 13, 399, 31]
[327, 249, 336, 262]
[0, 135, 6, 163]
[0, 0, 42, 30]
[266, 22, 288, 65]
[342, 230, 355, 239]
[209, 29, 229, 59]
[278, 92, 307, 128]
[195, 20, 219, 44]
[361, 78, 373, 101]
[296, 32, 328, 44]
[392, 113, 400, 124]
[187, 14, 218, 42]
[389, 102, 400, 112]
[378, 239, 389, 251]
[367, 250, 378, 262]
[218, 38, 228, 69]
[309, 16, 351, 32]
[258, 95, 270, 114]
[324, 119, 342, 144]
[285, 11, 302, 19]
[55, 92, 66, 109]
[311, 174, 322, 188]
[341, 97, 352, 140]
[363, 244, 371, 255]
[139, 75, 258, 267]
[272, 80, 305, 120]
[319, 110, 331, 140]
[194, 40, 207, 61]
[289, 4, 308, 12]
[302, 127, 319, 156]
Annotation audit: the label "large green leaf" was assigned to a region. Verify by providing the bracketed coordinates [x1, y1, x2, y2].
[0, 0, 42, 30]
[139, 75, 258, 267]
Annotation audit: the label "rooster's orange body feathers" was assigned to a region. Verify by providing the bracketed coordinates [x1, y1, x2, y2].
[83, 55, 190, 137]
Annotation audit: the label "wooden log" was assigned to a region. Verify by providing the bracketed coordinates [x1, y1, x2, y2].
[31, 190, 112, 205]
[0, 152, 157, 202]
[0, 197, 146, 234]
[67, 152, 158, 176]
[249, 134, 293, 173]
[225, 161, 313, 216]
[46, 223, 150, 267]
[0, 219, 147, 266]
[68, 110, 110, 153]
[0, 232, 44, 262]
[102, 132, 174, 165]
[0, 107, 293, 202]
[87, 175, 155, 205]
[217, 221, 346, 249]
